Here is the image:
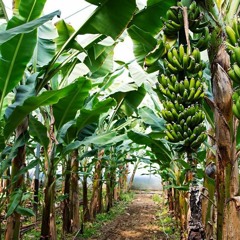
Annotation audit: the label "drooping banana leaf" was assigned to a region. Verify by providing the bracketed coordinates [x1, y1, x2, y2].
[29, 115, 49, 150]
[77, 0, 137, 40]
[128, 25, 157, 66]
[52, 77, 91, 130]
[0, 0, 55, 113]
[54, 19, 84, 52]
[4, 80, 87, 139]
[129, 0, 177, 36]
[0, 10, 60, 45]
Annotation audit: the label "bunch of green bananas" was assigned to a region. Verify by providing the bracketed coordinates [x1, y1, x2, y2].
[157, 45, 206, 151]
[226, 17, 240, 48]
[164, 45, 205, 75]
[190, 27, 211, 51]
[153, 3, 208, 152]
[226, 17, 240, 119]
[232, 92, 240, 119]
[188, 1, 209, 33]
[163, 1, 210, 52]
[157, 74, 204, 104]
[226, 18, 240, 84]
[164, 6, 183, 38]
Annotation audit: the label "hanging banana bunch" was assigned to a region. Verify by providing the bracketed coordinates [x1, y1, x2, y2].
[226, 17, 240, 119]
[155, 1, 208, 152]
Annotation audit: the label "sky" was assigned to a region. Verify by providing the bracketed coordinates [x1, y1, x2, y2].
[2, 0, 148, 62]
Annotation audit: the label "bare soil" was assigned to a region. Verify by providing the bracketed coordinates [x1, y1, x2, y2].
[88, 192, 169, 240]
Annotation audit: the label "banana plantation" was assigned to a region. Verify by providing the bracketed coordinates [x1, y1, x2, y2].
[1, 0, 240, 239]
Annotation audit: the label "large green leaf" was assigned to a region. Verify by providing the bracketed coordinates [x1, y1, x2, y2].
[53, 77, 91, 130]
[0, 0, 49, 112]
[85, 0, 105, 5]
[6, 189, 23, 217]
[0, 131, 29, 177]
[84, 44, 114, 77]
[4, 82, 83, 139]
[54, 20, 84, 51]
[130, 0, 177, 36]
[5, 73, 37, 119]
[127, 130, 173, 163]
[0, 11, 60, 45]
[127, 25, 157, 66]
[15, 206, 35, 217]
[63, 132, 128, 154]
[138, 106, 165, 132]
[37, 23, 57, 67]
[78, 0, 137, 40]
[59, 98, 116, 144]
[116, 85, 146, 117]
[29, 115, 49, 150]
[76, 98, 116, 131]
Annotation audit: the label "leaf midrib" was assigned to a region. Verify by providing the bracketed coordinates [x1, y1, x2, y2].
[0, 0, 38, 114]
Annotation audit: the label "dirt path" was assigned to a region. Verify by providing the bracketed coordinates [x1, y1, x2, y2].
[88, 192, 169, 240]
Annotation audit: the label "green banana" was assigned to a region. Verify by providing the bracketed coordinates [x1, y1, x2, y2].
[190, 133, 206, 149]
[187, 56, 196, 72]
[228, 68, 240, 83]
[226, 25, 237, 46]
[192, 48, 201, 63]
[233, 63, 240, 79]
[233, 103, 240, 119]
[183, 53, 190, 69]
[183, 77, 190, 89]
[165, 130, 175, 141]
[179, 44, 185, 61]
[233, 46, 240, 66]
[166, 8, 179, 23]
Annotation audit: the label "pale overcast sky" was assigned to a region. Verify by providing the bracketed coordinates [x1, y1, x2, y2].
[2, 0, 148, 62]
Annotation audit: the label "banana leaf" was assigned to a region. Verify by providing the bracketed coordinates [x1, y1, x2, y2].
[53, 77, 91, 130]
[4, 80, 88, 139]
[77, 0, 137, 40]
[130, 0, 177, 36]
[0, 0, 54, 114]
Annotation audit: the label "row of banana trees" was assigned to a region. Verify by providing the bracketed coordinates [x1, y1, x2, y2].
[1, 0, 240, 239]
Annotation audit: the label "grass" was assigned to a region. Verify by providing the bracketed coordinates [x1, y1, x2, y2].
[22, 191, 134, 240]
[152, 193, 180, 239]
[78, 191, 134, 239]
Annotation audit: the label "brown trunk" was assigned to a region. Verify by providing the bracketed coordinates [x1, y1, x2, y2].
[70, 149, 80, 232]
[188, 187, 205, 240]
[202, 131, 216, 240]
[106, 168, 115, 212]
[97, 173, 103, 214]
[89, 149, 104, 221]
[211, 44, 240, 239]
[40, 107, 57, 240]
[82, 170, 90, 222]
[127, 160, 139, 191]
[62, 156, 71, 233]
[167, 187, 174, 212]
[187, 154, 205, 240]
[5, 117, 28, 240]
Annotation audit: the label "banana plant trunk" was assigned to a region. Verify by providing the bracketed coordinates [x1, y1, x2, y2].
[70, 149, 80, 232]
[127, 160, 139, 191]
[40, 145, 57, 240]
[202, 131, 215, 240]
[211, 44, 240, 239]
[89, 149, 104, 221]
[187, 154, 205, 240]
[5, 118, 28, 240]
[62, 156, 71, 233]
[82, 169, 90, 222]
[40, 109, 57, 240]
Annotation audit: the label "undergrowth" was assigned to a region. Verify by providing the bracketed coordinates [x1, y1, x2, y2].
[75, 191, 134, 239]
[152, 193, 180, 239]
